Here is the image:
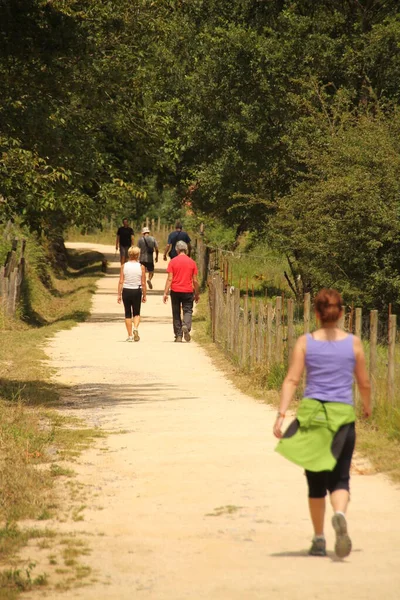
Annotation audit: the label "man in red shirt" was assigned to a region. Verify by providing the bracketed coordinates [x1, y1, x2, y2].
[163, 241, 200, 342]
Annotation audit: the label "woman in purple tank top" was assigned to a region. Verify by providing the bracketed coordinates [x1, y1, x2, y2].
[273, 289, 372, 559]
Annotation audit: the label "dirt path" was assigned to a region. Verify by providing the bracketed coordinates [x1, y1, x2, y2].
[28, 243, 400, 599]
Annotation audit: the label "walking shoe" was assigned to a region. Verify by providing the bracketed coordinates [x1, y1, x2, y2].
[332, 513, 352, 558]
[133, 329, 140, 342]
[174, 336, 183, 342]
[182, 324, 191, 342]
[308, 537, 327, 557]
[147, 279, 153, 290]
[126, 336, 133, 342]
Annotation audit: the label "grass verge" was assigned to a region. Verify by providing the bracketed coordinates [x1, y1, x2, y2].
[0, 245, 105, 598]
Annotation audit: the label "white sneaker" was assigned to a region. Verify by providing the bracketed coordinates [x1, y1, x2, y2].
[126, 336, 133, 342]
[332, 513, 352, 558]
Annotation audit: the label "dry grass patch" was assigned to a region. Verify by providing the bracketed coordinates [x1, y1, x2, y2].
[0, 247, 105, 598]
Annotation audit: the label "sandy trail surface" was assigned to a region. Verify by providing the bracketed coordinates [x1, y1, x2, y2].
[28, 243, 400, 599]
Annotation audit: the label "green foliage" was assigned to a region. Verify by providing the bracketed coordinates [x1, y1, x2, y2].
[2, 0, 400, 306]
[270, 104, 400, 309]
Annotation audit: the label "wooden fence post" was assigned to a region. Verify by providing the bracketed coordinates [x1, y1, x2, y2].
[355, 308, 362, 338]
[7, 268, 17, 316]
[304, 292, 311, 333]
[267, 301, 273, 367]
[369, 310, 378, 407]
[275, 296, 282, 363]
[338, 305, 345, 330]
[256, 301, 264, 365]
[249, 296, 256, 369]
[354, 308, 362, 404]
[240, 295, 249, 370]
[232, 288, 241, 360]
[225, 283, 231, 351]
[15, 257, 25, 304]
[211, 277, 217, 343]
[287, 298, 295, 364]
[157, 216, 161, 232]
[228, 287, 235, 353]
[388, 314, 396, 405]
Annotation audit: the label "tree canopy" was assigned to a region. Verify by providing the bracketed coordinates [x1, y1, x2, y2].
[1, 0, 400, 307]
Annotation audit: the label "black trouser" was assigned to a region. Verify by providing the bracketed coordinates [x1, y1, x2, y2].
[122, 288, 142, 318]
[305, 422, 356, 498]
[170, 291, 194, 337]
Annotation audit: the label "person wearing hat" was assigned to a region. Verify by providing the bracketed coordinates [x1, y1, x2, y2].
[138, 227, 159, 289]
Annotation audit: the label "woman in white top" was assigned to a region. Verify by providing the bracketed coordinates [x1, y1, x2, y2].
[117, 246, 146, 341]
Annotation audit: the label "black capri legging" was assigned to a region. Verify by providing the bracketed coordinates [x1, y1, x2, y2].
[122, 288, 142, 318]
[305, 422, 356, 498]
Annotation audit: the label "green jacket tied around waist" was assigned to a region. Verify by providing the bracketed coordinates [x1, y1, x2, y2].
[275, 398, 356, 472]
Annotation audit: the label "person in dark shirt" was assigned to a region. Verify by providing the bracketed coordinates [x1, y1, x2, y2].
[116, 218, 134, 265]
[163, 221, 191, 260]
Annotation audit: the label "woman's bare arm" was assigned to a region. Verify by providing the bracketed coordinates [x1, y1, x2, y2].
[273, 335, 306, 438]
[353, 336, 372, 417]
[117, 266, 124, 303]
[141, 265, 147, 302]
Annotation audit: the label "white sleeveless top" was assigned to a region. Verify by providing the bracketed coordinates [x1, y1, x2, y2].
[123, 261, 142, 289]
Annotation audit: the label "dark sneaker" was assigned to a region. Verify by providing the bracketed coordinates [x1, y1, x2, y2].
[133, 329, 140, 342]
[175, 336, 183, 342]
[332, 513, 352, 558]
[147, 279, 153, 290]
[182, 324, 191, 342]
[309, 537, 327, 556]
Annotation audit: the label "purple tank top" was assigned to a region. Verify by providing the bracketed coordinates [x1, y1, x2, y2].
[304, 333, 355, 405]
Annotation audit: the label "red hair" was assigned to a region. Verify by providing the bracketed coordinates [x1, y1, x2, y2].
[314, 288, 343, 324]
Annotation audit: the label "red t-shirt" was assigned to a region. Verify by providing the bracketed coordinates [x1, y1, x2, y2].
[167, 254, 198, 293]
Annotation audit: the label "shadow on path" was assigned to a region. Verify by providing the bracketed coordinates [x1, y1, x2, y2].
[0, 379, 198, 410]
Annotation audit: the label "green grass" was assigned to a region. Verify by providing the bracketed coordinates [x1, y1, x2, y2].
[0, 562, 48, 600]
[212, 243, 291, 299]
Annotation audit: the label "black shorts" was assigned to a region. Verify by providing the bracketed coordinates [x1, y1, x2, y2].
[122, 288, 142, 318]
[141, 261, 154, 273]
[305, 422, 356, 498]
[120, 246, 130, 260]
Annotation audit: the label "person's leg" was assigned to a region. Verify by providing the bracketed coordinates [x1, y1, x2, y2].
[125, 318, 133, 337]
[181, 293, 194, 340]
[308, 498, 326, 536]
[328, 423, 355, 558]
[122, 289, 133, 339]
[132, 289, 142, 341]
[305, 470, 328, 556]
[120, 246, 129, 265]
[170, 291, 182, 339]
[330, 489, 350, 513]
[147, 262, 155, 288]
